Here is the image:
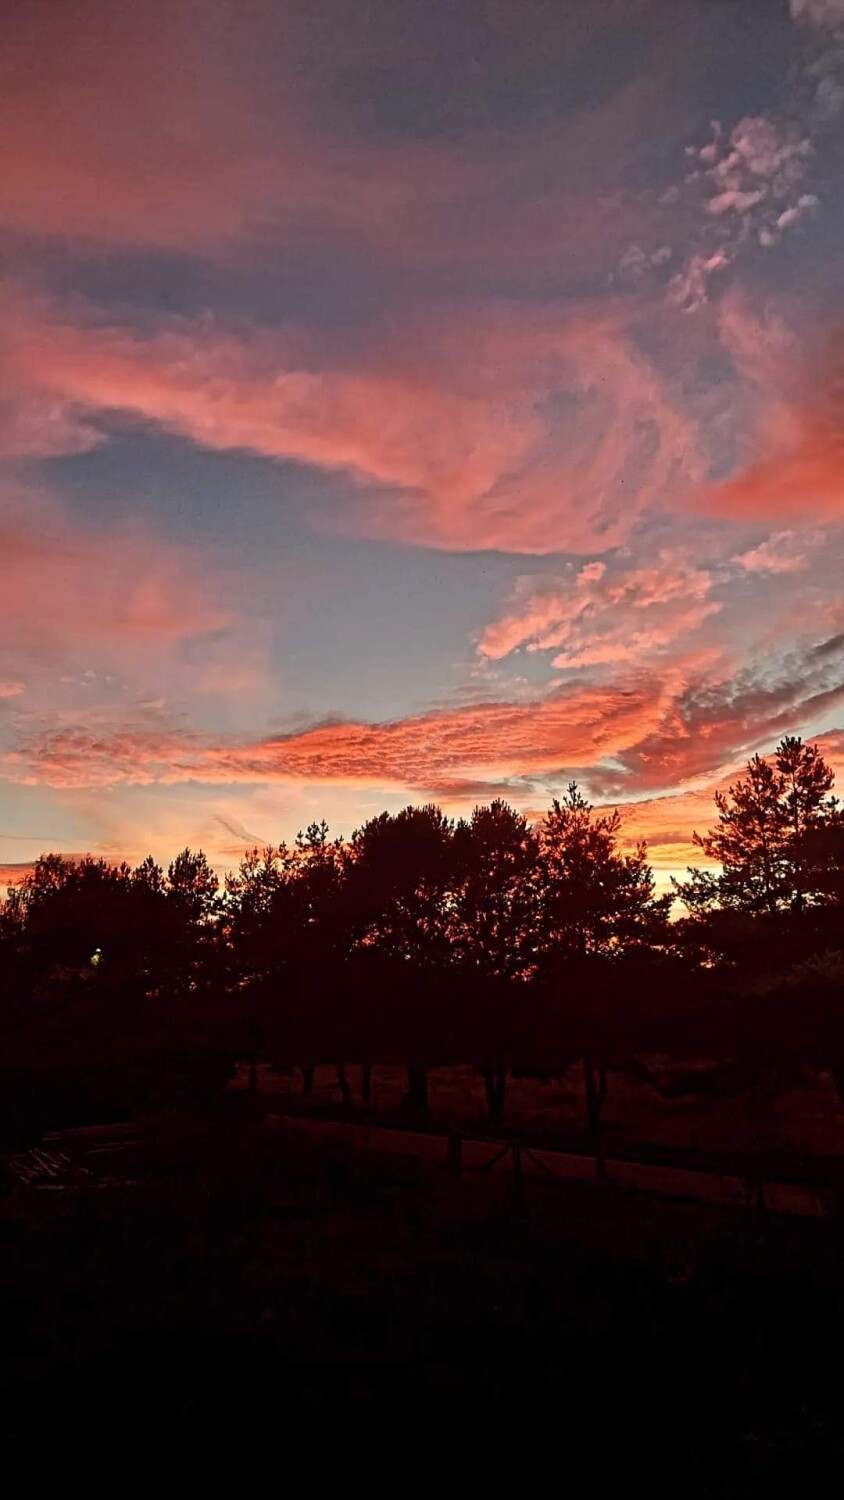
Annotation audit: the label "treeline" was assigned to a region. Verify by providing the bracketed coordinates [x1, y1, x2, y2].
[1, 736, 843, 1139]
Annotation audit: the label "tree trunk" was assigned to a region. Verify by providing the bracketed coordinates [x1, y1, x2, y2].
[583, 1056, 607, 1154]
[480, 1063, 507, 1123]
[300, 1062, 315, 1098]
[405, 1063, 428, 1113]
[361, 1061, 373, 1103]
[829, 1068, 844, 1220]
[247, 1018, 262, 1096]
[556, 1065, 569, 1111]
[337, 1064, 351, 1109]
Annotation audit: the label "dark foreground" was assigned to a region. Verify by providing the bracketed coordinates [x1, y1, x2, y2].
[2, 1107, 843, 1485]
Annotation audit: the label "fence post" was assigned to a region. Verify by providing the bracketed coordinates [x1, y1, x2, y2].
[512, 1143, 526, 1214]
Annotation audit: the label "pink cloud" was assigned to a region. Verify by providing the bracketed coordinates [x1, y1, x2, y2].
[7, 628, 843, 806]
[708, 424, 844, 522]
[0, 0, 431, 253]
[3, 291, 712, 555]
[0, 0, 666, 290]
[1, 674, 678, 791]
[703, 370, 844, 525]
[612, 725, 844, 873]
[790, 1, 844, 33]
[697, 303, 844, 523]
[0, 476, 250, 709]
[478, 553, 720, 666]
[0, 517, 230, 654]
[591, 635, 844, 797]
[733, 531, 809, 573]
[707, 188, 766, 216]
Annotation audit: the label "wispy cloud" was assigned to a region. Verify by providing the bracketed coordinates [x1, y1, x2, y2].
[666, 113, 818, 311]
[591, 634, 844, 796]
[618, 2, 844, 312]
[0, 473, 274, 722]
[733, 531, 809, 574]
[704, 337, 844, 522]
[478, 552, 720, 669]
[2, 676, 671, 793]
[790, 1, 844, 37]
[1, 289, 714, 555]
[6, 629, 843, 808]
[0, 485, 230, 683]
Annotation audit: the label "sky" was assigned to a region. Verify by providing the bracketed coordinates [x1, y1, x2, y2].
[2, 0, 844, 889]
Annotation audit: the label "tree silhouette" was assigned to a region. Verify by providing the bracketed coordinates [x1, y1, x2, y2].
[346, 805, 454, 963]
[2, 757, 841, 1149]
[0, 850, 242, 1138]
[167, 848, 219, 924]
[345, 805, 456, 1110]
[537, 783, 668, 963]
[452, 800, 538, 979]
[533, 785, 669, 1146]
[223, 826, 348, 1095]
[223, 844, 292, 985]
[2, 854, 169, 992]
[798, 805, 844, 911]
[678, 737, 836, 917]
[450, 801, 539, 1118]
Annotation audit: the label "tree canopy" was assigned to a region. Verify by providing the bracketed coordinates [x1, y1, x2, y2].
[1, 739, 841, 1133]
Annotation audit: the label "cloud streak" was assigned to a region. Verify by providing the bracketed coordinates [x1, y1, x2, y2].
[2, 676, 672, 792]
[2, 289, 718, 555]
[2, 521, 229, 649]
[0, 477, 264, 715]
[478, 553, 720, 668]
[6, 630, 842, 810]
[704, 340, 844, 522]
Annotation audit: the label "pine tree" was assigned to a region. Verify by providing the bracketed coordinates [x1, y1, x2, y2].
[537, 783, 668, 959]
[452, 800, 539, 979]
[677, 737, 836, 915]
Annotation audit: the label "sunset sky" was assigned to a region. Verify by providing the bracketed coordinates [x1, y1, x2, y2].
[2, 0, 844, 889]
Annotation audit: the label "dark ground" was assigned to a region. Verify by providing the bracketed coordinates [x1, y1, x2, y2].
[1, 1104, 843, 1486]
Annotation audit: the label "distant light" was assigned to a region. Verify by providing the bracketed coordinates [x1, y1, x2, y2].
[91, 947, 103, 968]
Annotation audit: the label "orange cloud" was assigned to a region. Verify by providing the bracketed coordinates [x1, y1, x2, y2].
[612, 725, 844, 874]
[8, 628, 843, 804]
[2, 674, 676, 791]
[709, 422, 844, 522]
[611, 787, 725, 875]
[0, 854, 101, 894]
[591, 636, 844, 796]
